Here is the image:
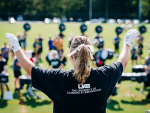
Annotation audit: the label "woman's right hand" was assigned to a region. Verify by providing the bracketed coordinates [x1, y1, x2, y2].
[124, 29, 138, 47]
[5, 33, 21, 53]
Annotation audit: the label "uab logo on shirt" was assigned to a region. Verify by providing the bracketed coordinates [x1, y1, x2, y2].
[78, 84, 90, 89]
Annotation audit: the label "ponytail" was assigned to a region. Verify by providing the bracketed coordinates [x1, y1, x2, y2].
[70, 36, 92, 85]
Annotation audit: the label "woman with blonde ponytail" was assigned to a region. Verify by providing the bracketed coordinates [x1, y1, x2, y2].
[5, 29, 137, 113]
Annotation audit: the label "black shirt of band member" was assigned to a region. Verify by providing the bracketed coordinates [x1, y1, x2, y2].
[0, 58, 6, 73]
[31, 62, 123, 113]
[46, 56, 63, 69]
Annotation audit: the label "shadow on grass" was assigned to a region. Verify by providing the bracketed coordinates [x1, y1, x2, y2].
[121, 99, 144, 105]
[19, 92, 52, 108]
[142, 99, 150, 104]
[13, 90, 20, 100]
[136, 87, 150, 92]
[22, 98, 52, 108]
[0, 100, 8, 108]
[107, 99, 123, 111]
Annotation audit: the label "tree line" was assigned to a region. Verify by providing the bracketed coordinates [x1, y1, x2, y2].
[0, 0, 150, 21]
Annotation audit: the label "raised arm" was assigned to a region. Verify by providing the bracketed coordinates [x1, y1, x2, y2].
[118, 29, 138, 71]
[5, 33, 34, 76]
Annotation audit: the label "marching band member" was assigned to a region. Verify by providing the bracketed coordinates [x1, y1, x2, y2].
[13, 56, 21, 91]
[137, 39, 143, 64]
[137, 33, 144, 43]
[0, 54, 9, 99]
[131, 45, 138, 65]
[53, 35, 63, 51]
[46, 50, 63, 69]
[113, 34, 121, 54]
[1, 42, 10, 65]
[59, 49, 67, 66]
[33, 38, 42, 65]
[48, 35, 54, 50]
[17, 33, 22, 47]
[21, 30, 27, 50]
[141, 50, 150, 94]
[38, 34, 44, 59]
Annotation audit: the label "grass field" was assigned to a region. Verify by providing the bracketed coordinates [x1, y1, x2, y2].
[0, 23, 150, 113]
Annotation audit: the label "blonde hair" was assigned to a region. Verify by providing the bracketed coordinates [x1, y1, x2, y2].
[70, 36, 91, 84]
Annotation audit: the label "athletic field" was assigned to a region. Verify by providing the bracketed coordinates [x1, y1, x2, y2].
[0, 23, 150, 113]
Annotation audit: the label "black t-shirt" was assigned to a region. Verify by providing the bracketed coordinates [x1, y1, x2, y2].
[138, 43, 143, 54]
[0, 58, 6, 73]
[49, 59, 62, 69]
[31, 62, 123, 113]
[60, 57, 67, 66]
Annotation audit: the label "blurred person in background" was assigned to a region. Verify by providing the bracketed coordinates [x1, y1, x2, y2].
[0, 54, 9, 99]
[94, 33, 101, 40]
[1, 42, 10, 65]
[113, 35, 121, 55]
[17, 32, 22, 47]
[59, 49, 67, 66]
[59, 32, 65, 39]
[10, 49, 15, 66]
[53, 34, 63, 51]
[46, 50, 64, 69]
[131, 45, 138, 65]
[33, 38, 42, 65]
[68, 33, 74, 47]
[13, 57, 21, 91]
[38, 34, 44, 61]
[141, 50, 150, 94]
[137, 33, 144, 43]
[21, 30, 27, 50]
[137, 39, 143, 64]
[48, 35, 54, 50]
[93, 34, 104, 48]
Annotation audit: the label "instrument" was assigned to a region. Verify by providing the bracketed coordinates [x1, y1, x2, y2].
[101, 48, 114, 60]
[19, 75, 31, 85]
[23, 23, 31, 31]
[0, 73, 9, 83]
[132, 65, 147, 73]
[19, 75, 42, 99]
[118, 72, 147, 83]
[95, 26, 102, 34]
[59, 23, 66, 32]
[115, 27, 123, 35]
[80, 24, 87, 33]
[25, 50, 33, 58]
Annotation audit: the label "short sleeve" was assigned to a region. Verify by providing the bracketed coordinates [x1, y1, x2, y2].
[31, 66, 52, 93]
[31, 66, 62, 95]
[97, 62, 123, 98]
[31, 66, 67, 101]
[98, 61, 123, 82]
[1, 48, 3, 52]
[59, 60, 63, 65]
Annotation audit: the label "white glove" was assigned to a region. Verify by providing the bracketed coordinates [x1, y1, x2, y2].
[5, 33, 21, 53]
[124, 29, 138, 47]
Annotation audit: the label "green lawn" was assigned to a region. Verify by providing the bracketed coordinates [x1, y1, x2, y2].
[0, 23, 150, 113]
